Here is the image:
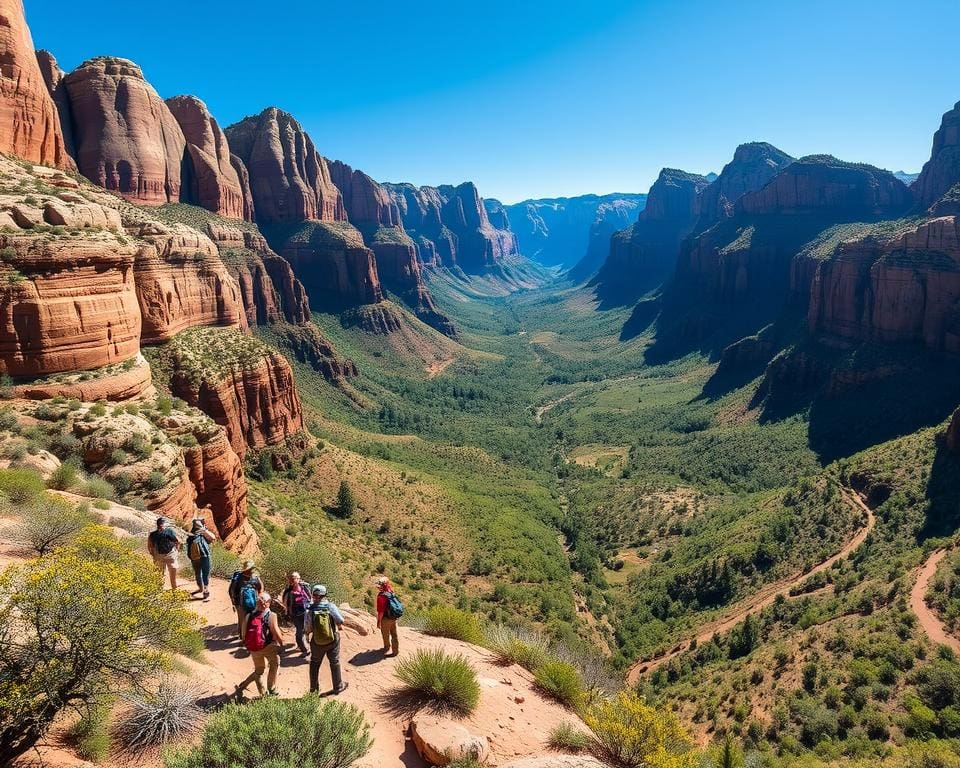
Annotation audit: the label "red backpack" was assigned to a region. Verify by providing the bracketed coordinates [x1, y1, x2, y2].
[244, 610, 272, 652]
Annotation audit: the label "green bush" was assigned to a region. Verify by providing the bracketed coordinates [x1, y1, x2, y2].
[12, 497, 89, 554]
[336, 480, 355, 519]
[394, 648, 481, 715]
[421, 605, 484, 645]
[484, 624, 550, 671]
[146, 471, 167, 491]
[547, 721, 594, 752]
[260, 539, 344, 597]
[164, 696, 371, 768]
[108, 448, 127, 467]
[84, 476, 114, 500]
[47, 460, 80, 491]
[534, 660, 586, 709]
[0, 467, 45, 504]
[66, 702, 112, 763]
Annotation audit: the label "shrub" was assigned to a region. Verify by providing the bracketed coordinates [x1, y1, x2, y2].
[111, 472, 133, 496]
[484, 624, 550, 671]
[0, 534, 200, 760]
[547, 721, 594, 752]
[336, 480, 355, 519]
[534, 660, 586, 709]
[11, 497, 89, 554]
[115, 676, 202, 749]
[48, 432, 81, 459]
[47, 459, 80, 491]
[164, 696, 371, 768]
[66, 702, 112, 763]
[584, 690, 697, 768]
[84, 476, 114, 499]
[260, 539, 344, 597]
[146, 471, 167, 491]
[108, 448, 127, 467]
[394, 649, 481, 715]
[125, 434, 153, 461]
[422, 605, 484, 645]
[0, 467, 45, 504]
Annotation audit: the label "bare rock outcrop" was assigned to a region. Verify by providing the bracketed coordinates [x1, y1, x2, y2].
[61, 57, 186, 205]
[275, 323, 357, 381]
[410, 715, 488, 766]
[34, 49, 75, 162]
[0, 0, 73, 168]
[225, 107, 345, 223]
[166, 95, 252, 221]
[916, 101, 960, 210]
[130, 220, 247, 343]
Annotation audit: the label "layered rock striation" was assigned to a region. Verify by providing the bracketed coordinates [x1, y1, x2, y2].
[915, 101, 960, 211]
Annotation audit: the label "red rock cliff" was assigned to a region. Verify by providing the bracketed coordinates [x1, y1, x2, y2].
[0, 0, 72, 168]
[695, 143, 794, 227]
[915, 102, 960, 211]
[166, 95, 252, 221]
[225, 108, 345, 223]
[61, 57, 186, 205]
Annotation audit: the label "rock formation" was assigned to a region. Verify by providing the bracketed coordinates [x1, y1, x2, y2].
[947, 407, 960, 453]
[61, 57, 186, 205]
[592, 169, 710, 302]
[225, 107, 345, 223]
[166, 95, 252, 221]
[503, 193, 647, 273]
[915, 101, 960, 210]
[330, 160, 456, 335]
[0, 1, 72, 168]
[693, 142, 794, 228]
[275, 323, 357, 381]
[385, 181, 521, 274]
[34, 49, 75, 161]
[130, 220, 247, 343]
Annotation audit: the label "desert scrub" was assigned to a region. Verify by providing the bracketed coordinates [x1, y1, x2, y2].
[165, 326, 275, 386]
[534, 660, 586, 709]
[547, 721, 594, 752]
[394, 648, 481, 715]
[115, 675, 202, 749]
[164, 696, 371, 768]
[66, 701, 113, 762]
[584, 690, 696, 768]
[11, 495, 90, 554]
[484, 624, 550, 670]
[260, 539, 344, 597]
[421, 605, 485, 645]
[0, 467, 46, 505]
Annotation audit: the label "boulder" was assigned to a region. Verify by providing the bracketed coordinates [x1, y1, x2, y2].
[61, 57, 186, 205]
[410, 715, 488, 766]
[337, 603, 376, 636]
[0, 1, 73, 168]
[166, 95, 252, 221]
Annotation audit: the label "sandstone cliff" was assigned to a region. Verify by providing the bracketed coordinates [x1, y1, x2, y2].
[61, 57, 186, 205]
[166, 95, 253, 221]
[331, 160, 456, 336]
[34, 49, 75, 162]
[0, 0, 72, 169]
[225, 107, 345, 223]
[915, 101, 960, 211]
[593, 169, 709, 303]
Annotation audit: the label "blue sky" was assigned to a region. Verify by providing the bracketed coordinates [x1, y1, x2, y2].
[30, 0, 960, 203]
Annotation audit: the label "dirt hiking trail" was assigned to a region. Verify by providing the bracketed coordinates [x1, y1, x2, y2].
[910, 547, 960, 655]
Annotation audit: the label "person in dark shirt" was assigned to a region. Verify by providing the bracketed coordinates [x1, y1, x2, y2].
[147, 517, 180, 591]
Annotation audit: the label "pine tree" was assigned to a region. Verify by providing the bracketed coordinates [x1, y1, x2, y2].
[337, 480, 355, 519]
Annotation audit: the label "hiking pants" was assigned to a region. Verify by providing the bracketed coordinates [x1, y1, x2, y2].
[192, 556, 211, 590]
[291, 611, 308, 653]
[236, 606, 248, 640]
[153, 552, 178, 590]
[309, 638, 342, 692]
[380, 618, 399, 654]
[240, 644, 280, 696]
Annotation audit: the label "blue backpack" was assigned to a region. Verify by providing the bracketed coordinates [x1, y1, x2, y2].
[230, 571, 259, 612]
[384, 591, 404, 619]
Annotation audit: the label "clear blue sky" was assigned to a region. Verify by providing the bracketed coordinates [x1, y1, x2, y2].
[30, 0, 960, 203]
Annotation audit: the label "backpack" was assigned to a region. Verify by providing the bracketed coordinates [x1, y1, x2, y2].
[244, 610, 272, 652]
[286, 585, 310, 616]
[229, 572, 259, 611]
[186, 533, 209, 562]
[311, 603, 336, 646]
[384, 591, 404, 620]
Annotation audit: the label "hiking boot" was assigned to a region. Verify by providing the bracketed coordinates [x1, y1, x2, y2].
[333, 682, 349, 695]
[266, 689, 280, 697]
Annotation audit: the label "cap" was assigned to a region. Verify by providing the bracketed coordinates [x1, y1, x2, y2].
[156, 517, 166, 526]
[376, 576, 389, 585]
[241, 559, 255, 571]
[312, 584, 327, 596]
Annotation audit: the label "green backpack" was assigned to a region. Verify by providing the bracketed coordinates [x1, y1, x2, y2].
[311, 603, 336, 646]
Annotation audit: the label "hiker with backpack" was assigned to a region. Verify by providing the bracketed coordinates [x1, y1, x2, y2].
[304, 584, 348, 694]
[185, 518, 216, 601]
[376, 576, 403, 656]
[146, 517, 180, 591]
[236, 592, 283, 698]
[229, 559, 263, 641]
[281, 571, 312, 655]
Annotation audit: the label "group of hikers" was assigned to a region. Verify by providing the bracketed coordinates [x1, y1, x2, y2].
[147, 516, 404, 698]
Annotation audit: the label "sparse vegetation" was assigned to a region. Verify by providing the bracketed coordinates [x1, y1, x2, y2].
[394, 648, 481, 715]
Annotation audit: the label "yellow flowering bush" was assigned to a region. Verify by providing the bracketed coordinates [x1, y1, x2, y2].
[0, 525, 201, 761]
[584, 690, 697, 768]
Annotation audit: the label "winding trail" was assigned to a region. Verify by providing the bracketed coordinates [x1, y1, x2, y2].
[626, 489, 875, 685]
[910, 547, 960, 654]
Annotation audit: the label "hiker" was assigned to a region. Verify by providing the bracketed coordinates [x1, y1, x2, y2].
[236, 592, 283, 698]
[305, 584, 347, 694]
[229, 559, 263, 641]
[281, 571, 312, 655]
[185, 518, 216, 600]
[376, 576, 403, 656]
[146, 517, 180, 591]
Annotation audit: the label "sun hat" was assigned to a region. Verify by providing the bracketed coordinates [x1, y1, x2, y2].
[241, 559, 255, 571]
[376, 576, 389, 585]
[312, 584, 327, 596]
